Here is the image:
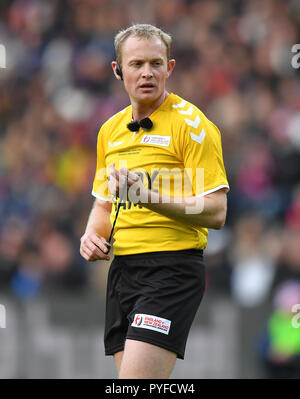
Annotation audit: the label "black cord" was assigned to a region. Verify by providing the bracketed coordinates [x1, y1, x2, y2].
[105, 178, 128, 251]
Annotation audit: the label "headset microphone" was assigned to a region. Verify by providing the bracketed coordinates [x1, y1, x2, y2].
[127, 117, 153, 131]
[140, 118, 153, 130]
[115, 62, 123, 80]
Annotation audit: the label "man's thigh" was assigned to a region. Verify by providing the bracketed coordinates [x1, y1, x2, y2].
[114, 350, 124, 375]
[118, 339, 177, 379]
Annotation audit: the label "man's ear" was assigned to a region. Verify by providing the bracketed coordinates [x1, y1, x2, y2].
[111, 61, 123, 80]
[166, 59, 176, 78]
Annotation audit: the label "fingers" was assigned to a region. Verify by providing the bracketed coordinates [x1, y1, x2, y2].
[108, 167, 119, 197]
[80, 233, 110, 261]
[109, 163, 123, 197]
[119, 168, 140, 188]
[109, 163, 117, 178]
[109, 164, 126, 198]
[111, 163, 137, 184]
[85, 237, 108, 257]
[126, 170, 139, 185]
[80, 246, 100, 262]
[98, 236, 111, 252]
[108, 164, 141, 200]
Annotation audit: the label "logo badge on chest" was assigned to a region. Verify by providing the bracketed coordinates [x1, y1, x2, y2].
[141, 135, 171, 147]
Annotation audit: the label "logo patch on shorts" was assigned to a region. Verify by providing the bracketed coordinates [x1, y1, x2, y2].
[131, 314, 171, 335]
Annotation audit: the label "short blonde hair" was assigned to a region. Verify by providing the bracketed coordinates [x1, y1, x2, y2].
[114, 24, 172, 66]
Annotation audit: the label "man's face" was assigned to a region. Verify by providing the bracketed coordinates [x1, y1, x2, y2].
[119, 36, 174, 105]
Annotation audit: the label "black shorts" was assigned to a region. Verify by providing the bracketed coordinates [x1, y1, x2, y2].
[104, 249, 206, 359]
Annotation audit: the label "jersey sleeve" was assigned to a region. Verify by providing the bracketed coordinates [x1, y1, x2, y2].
[181, 113, 229, 197]
[92, 125, 112, 202]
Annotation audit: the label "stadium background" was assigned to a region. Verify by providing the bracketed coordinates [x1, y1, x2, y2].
[0, 0, 300, 378]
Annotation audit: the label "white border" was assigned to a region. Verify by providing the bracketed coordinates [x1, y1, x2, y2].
[0, 304, 6, 328]
[196, 184, 229, 198]
[0, 44, 6, 68]
[92, 191, 112, 202]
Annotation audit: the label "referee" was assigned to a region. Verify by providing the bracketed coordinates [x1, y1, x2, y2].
[80, 24, 229, 379]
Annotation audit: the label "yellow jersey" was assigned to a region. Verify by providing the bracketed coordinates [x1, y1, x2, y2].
[92, 93, 229, 255]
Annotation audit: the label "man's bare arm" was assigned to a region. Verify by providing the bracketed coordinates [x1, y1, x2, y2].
[109, 164, 227, 230]
[80, 199, 112, 261]
[141, 188, 227, 230]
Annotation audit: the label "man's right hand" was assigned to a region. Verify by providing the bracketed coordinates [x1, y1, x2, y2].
[80, 232, 110, 261]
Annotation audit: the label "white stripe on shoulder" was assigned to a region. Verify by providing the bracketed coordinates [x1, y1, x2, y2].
[178, 107, 194, 115]
[184, 115, 200, 129]
[172, 99, 187, 108]
[190, 128, 206, 144]
[172, 99, 201, 129]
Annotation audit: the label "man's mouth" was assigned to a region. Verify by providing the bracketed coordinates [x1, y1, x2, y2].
[139, 83, 155, 88]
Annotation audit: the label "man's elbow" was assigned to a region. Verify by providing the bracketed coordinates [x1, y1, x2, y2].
[212, 209, 227, 230]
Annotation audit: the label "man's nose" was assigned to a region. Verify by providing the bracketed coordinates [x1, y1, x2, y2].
[141, 63, 153, 78]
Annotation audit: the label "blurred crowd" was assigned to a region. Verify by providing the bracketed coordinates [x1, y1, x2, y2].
[0, 0, 300, 376]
